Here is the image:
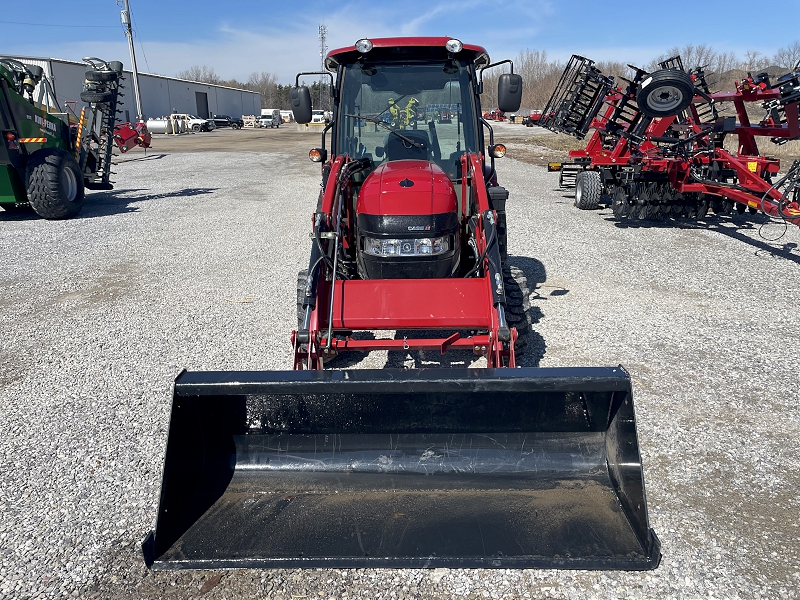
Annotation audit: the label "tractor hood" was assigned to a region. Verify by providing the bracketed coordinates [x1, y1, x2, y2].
[356, 160, 457, 217]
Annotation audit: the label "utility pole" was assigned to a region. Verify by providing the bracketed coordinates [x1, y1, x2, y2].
[120, 0, 144, 121]
[318, 24, 327, 110]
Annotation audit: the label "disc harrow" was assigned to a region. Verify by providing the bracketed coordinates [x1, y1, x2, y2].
[541, 54, 800, 226]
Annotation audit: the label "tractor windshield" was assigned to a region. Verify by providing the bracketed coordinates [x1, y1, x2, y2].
[336, 59, 479, 179]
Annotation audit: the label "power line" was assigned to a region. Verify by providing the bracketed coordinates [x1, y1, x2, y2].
[0, 19, 117, 28]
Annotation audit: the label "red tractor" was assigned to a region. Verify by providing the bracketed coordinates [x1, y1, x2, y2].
[143, 37, 660, 572]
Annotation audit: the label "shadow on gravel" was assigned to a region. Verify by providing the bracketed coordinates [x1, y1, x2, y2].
[0, 187, 219, 221]
[608, 213, 800, 265]
[114, 153, 169, 163]
[81, 187, 218, 219]
[0, 205, 39, 221]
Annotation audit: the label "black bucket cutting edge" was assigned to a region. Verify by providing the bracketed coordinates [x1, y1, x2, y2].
[142, 366, 661, 570]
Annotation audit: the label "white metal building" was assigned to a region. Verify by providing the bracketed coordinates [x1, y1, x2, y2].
[1, 55, 261, 121]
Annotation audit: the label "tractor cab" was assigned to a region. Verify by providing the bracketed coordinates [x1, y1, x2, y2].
[334, 56, 479, 180]
[292, 37, 519, 182]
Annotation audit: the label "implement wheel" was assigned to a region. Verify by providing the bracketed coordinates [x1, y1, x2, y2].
[636, 69, 695, 118]
[574, 170, 602, 210]
[25, 148, 85, 219]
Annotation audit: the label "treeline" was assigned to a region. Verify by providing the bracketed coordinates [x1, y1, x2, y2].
[178, 41, 800, 111]
[176, 66, 330, 110]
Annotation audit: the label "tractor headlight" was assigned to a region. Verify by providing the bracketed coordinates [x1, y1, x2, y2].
[355, 39, 373, 53]
[364, 236, 450, 257]
[445, 39, 463, 53]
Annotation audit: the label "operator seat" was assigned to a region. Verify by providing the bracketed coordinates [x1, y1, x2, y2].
[384, 130, 431, 162]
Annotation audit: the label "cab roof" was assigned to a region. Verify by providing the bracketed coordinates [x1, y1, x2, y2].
[325, 37, 490, 71]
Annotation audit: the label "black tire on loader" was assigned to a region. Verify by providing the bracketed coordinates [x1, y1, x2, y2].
[25, 148, 85, 219]
[636, 68, 695, 118]
[574, 170, 602, 210]
[80, 90, 115, 103]
[503, 265, 531, 357]
[84, 70, 118, 83]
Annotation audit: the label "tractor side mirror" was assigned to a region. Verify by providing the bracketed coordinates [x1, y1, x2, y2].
[290, 85, 313, 124]
[497, 73, 522, 113]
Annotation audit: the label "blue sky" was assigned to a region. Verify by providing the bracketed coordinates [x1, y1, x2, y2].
[2, 1, 797, 84]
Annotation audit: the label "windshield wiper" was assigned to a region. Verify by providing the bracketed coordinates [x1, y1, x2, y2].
[344, 114, 425, 149]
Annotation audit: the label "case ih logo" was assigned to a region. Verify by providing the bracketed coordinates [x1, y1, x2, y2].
[407, 225, 431, 231]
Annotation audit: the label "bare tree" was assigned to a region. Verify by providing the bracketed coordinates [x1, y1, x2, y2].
[247, 71, 279, 107]
[714, 51, 739, 75]
[595, 61, 633, 83]
[177, 65, 222, 84]
[648, 44, 718, 72]
[773, 41, 800, 70]
[514, 49, 563, 109]
[741, 50, 770, 73]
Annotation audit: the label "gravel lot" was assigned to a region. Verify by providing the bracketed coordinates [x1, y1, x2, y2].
[1, 126, 799, 599]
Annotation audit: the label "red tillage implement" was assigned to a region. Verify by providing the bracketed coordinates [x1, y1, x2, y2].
[541, 55, 800, 223]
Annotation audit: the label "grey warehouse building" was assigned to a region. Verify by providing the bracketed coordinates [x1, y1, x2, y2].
[2, 55, 260, 122]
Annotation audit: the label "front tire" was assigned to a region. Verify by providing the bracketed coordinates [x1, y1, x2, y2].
[26, 148, 85, 219]
[503, 265, 531, 357]
[296, 269, 309, 328]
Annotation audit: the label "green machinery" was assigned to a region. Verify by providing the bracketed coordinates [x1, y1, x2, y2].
[0, 57, 125, 219]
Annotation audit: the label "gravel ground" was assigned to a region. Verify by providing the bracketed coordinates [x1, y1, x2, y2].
[1, 139, 799, 599]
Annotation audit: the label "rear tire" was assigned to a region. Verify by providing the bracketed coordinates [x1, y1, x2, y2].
[574, 170, 602, 210]
[636, 69, 695, 118]
[25, 148, 85, 219]
[503, 265, 531, 357]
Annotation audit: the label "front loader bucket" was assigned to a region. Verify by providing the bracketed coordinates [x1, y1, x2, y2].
[142, 367, 660, 570]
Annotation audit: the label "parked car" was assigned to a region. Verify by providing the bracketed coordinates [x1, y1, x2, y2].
[260, 109, 281, 128]
[311, 110, 327, 123]
[185, 114, 215, 132]
[146, 114, 215, 134]
[258, 113, 280, 128]
[209, 114, 243, 129]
